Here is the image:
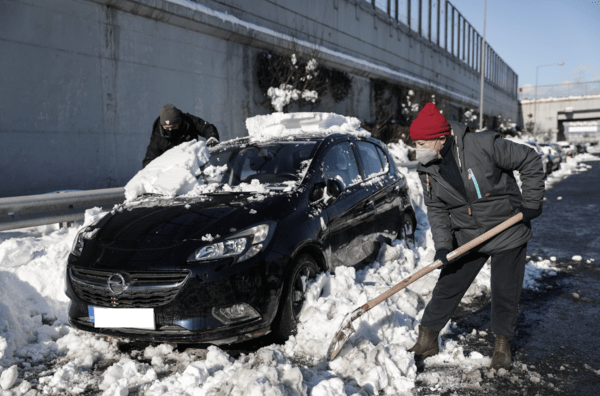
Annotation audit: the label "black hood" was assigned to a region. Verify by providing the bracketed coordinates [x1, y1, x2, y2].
[95, 192, 297, 248]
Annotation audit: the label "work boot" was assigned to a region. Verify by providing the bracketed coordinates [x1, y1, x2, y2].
[490, 334, 512, 370]
[408, 325, 439, 360]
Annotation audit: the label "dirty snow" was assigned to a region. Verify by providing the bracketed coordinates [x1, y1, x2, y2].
[0, 119, 596, 394]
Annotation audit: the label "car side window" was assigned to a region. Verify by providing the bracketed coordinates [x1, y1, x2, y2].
[319, 142, 360, 188]
[355, 141, 384, 179]
[375, 146, 390, 173]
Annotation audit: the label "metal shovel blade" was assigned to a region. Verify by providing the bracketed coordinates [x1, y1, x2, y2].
[326, 308, 366, 361]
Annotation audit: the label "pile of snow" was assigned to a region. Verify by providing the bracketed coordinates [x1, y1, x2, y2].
[245, 112, 370, 142]
[124, 140, 211, 201]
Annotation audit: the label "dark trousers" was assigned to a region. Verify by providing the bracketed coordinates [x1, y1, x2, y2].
[421, 243, 527, 340]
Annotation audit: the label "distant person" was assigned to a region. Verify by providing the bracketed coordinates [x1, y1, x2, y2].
[143, 104, 220, 168]
[407, 103, 545, 370]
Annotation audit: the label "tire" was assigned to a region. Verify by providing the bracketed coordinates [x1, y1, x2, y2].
[272, 254, 319, 342]
[399, 211, 416, 247]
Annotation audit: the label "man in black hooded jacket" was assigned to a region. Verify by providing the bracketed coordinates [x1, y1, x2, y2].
[142, 104, 220, 168]
[407, 103, 545, 370]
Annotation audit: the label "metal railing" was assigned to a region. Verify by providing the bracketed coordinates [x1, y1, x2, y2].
[519, 81, 600, 101]
[369, 0, 517, 98]
[0, 188, 125, 232]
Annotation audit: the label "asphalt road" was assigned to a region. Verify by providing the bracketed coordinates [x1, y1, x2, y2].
[414, 155, 600, 395]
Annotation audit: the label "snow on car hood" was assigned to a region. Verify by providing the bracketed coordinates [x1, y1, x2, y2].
[245, 112, 371, 141]
[96, 192, 295, 245]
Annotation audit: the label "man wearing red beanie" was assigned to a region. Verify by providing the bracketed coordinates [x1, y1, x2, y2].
[407, 103, 545, 370]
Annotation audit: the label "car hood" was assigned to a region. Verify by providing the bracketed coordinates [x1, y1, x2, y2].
[93, 192, 297, 247]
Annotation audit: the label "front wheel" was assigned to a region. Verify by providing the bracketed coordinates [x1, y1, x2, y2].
[272, 254, 319, 342]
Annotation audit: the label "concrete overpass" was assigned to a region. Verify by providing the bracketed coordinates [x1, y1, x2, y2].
[1, 0, 519, 197]
[519, 95, 600, 143]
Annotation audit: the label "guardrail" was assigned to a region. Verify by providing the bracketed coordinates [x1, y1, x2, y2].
[0, 188, 125, 232]
[0, 162, 419, 232]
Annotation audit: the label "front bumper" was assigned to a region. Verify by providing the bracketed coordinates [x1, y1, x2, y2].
[65, 251, 290, 344]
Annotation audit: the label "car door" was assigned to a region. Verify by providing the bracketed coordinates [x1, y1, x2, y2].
[318, 141, 377, 269]
[353, 140, 400, 249]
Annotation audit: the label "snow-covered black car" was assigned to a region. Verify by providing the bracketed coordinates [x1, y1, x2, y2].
[65, 120, 415, 344]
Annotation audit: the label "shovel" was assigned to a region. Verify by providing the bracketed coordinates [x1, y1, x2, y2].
[326, 212, 524, 361]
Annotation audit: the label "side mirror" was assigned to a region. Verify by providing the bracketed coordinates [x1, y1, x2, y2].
[326, 178, 345, 199]
[309, 182, 325, 202]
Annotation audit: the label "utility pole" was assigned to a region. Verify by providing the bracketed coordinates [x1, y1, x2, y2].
[478, 0, 487, 131]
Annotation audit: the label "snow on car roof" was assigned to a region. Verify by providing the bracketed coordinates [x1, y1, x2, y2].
[245, 112, 370, 142]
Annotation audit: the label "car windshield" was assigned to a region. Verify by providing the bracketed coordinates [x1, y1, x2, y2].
[205, 141, 317, 190]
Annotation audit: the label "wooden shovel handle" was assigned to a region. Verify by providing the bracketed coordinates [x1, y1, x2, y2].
[359, 212, 524, 311]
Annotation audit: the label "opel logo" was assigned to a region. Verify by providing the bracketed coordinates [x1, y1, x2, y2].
[107, 273, 129, 295]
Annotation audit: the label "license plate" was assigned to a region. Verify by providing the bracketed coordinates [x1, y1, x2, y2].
[88, 306, 155, 330]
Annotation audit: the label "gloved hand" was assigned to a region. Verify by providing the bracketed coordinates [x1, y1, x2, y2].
[519, 204, 543, 221]
[434, 248, 450, 269]
[206, 137, 219, 147]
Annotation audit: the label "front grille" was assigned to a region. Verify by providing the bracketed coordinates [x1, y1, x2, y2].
[69, 267, 190, 308]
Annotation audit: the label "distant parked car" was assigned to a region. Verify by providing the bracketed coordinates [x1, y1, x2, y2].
[550, 143, 568, 162]
[525, 141, 552, 175]
[538, 143, 561, 171]
[65, 129, 416, 344]
[556, 141, 576, 158]
[576, 144, 587, 154]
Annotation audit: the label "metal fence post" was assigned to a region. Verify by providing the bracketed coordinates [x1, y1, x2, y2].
[444, 1, 448, 50]
[462, 16, 465, 62]
[437, 0, 440, 45]
[428, 0, 432, 40]
[451, 5, 454, 55]
[467, 24, 470, 67]
[419, 0, 422, 36]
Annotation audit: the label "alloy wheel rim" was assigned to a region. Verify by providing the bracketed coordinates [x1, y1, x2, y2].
[291, 265, 315, 319]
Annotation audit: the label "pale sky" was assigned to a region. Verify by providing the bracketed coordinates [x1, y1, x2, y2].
[448, 0, 600, 88]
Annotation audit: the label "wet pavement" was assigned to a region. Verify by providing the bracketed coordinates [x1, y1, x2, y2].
[414, 155, 600, 395]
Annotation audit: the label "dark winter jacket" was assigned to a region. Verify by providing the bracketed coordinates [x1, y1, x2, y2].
[417, 122, 545, 255]
[142, 113, 219, 168]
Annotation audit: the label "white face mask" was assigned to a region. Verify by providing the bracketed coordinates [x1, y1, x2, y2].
[415, 148, 440, 165]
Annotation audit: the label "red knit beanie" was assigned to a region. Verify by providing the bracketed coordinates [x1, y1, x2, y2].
[409, 103, 451, 141]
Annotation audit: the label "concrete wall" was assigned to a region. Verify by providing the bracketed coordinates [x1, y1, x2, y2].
[1, 0, 518, 197]
[519, 96, 600, 141]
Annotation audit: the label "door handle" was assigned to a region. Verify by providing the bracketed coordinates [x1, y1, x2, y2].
[364, 201, 375, 212]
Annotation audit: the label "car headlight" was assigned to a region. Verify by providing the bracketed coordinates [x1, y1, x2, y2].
[71, 229, 86, 257]
[187, 223, 274, 264]
[71, 226, 101, 257]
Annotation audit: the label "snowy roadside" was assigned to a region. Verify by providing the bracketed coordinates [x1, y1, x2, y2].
[0, 145, 595, 395]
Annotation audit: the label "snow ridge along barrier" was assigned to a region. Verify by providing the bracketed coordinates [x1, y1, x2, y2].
[0, 188, 125, 231]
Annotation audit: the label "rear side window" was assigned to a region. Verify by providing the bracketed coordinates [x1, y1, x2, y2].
[320, 142, 360, 188]
[355, 141, 385, 179]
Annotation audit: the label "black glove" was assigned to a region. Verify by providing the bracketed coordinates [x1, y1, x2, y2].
[519, 204, 543, 221]
[434, 248, 450, 269]
[206, 137, 219, 147]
